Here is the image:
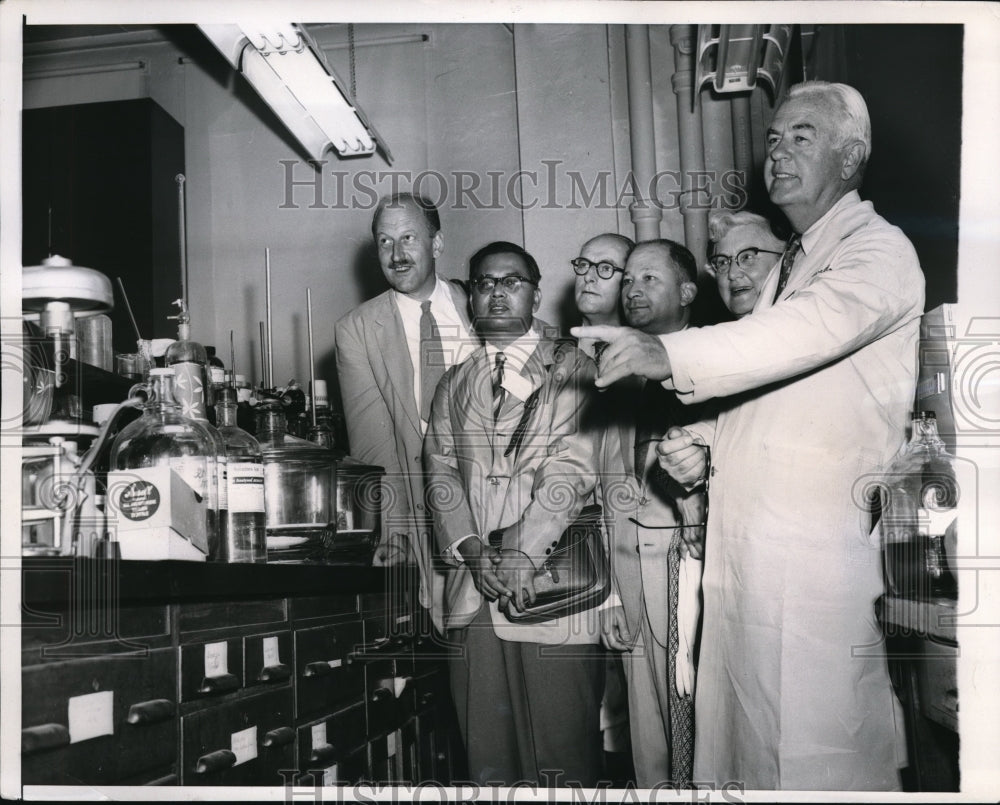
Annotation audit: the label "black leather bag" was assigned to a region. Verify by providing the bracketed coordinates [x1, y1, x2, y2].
[493, 503, 610, 624]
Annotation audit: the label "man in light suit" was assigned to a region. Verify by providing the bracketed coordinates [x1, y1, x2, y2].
[597, 240, 705, 788]
[424, 241, 605, 786]
[575, 81, 923, 790]
[336, 192, 476, 632]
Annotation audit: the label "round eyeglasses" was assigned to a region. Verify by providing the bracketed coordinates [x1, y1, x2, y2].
[709, 247, 783, 277]
[570, 257, 624, 280]
[471, 275, 537, 293]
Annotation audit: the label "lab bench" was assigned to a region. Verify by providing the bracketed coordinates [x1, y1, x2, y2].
[20, 559, 463, 788]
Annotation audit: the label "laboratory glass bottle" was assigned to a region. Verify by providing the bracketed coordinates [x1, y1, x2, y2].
[214, 386, 267, 563]
[881, 411, 958, 600]
[110, 368, 219, 553]
[164, 301, 226, 559]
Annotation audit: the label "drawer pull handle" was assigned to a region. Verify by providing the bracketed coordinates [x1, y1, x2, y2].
[310, 742, 338, 764]
[21, 723, 70, 755]
[127, 698, 175, 725]
[195, 749, 237, 774]
[259, 663, 291, 683]
[304, 661, 332, 678]
[197, 673, 240, 695]
[418, 692, 435, 708]
[262, 726, 295, 747]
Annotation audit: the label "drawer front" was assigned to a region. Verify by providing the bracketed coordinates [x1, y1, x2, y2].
[244, 631, 294, 690]
[365, 659, 412, 737]
[22, 648, 176, 785]
[181, 688, 295, 786]
[296, 702, 366, 774]
[178, 599, 288, 635]
[291, 594, 359, 622]
[180, 638, 244, 701]
[367, 730, 402, 784]
[294, 621, 365, 718]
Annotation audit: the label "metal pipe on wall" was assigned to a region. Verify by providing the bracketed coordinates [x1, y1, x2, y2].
[669, 24, 709, 266]
[624, 25, 661, 242]
[730, 94, 753, 210]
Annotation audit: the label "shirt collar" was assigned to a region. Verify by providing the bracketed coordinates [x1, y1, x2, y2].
[800, 190, 860, 255]
[392, 275, 445, 312]
[484, 327, 542, 400]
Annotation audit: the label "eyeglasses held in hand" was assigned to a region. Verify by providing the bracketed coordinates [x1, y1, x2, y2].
[570, 257, 624, 280]
[709, 247, 783, 276]
[471, 275, 537, 293]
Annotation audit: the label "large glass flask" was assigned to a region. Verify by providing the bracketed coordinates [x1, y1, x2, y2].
[110, 368, 218, 552]
[881, 411, 959, 600]
[215, 386, 267, 563]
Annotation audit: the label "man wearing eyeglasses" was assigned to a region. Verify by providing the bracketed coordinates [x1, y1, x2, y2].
[706, 210, 786, 319]
[572, 233, 634, 358]
[424, 241, 605, 786]
[574, 82, 923, 790]
[597, 239, 705, 788]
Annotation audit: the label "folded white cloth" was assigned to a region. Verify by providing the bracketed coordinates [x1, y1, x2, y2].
[675, 554, 703, 698]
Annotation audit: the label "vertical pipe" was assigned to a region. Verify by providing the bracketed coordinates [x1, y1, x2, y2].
[306, 288, 317, 430]
[730, 94, 753, 210]
[264, 248, 274, 389]
[624, 25, 662, 242]
[175, 174, 188, 309]
[669, 25, 709, 267]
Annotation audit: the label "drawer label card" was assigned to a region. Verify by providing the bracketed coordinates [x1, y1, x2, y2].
[204, 641, 228, 678]
[327, 658, 343, 669]
[68, 690, 114, 744]
[323, 765, 338, 786]
[386, 731, 397, 758]
[262, 636, 280, 668]
[311, 722, 328, 748]
[231, 725, 258, 766]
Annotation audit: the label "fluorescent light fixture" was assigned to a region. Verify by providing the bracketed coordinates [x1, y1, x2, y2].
[199, 22, 392, 163]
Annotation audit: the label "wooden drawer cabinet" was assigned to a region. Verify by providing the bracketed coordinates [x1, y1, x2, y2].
[22, 648, 176, 785]
[20, 562, 459, 790]
[181, 688, 295, 786]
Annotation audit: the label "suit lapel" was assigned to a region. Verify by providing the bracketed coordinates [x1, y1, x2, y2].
[373, 293, 422, 436]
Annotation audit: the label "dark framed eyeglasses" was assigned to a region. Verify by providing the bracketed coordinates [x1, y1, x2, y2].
[570, 257, 624, 280]
[471, 275, 537, 293]
[709, 247, 783, 276]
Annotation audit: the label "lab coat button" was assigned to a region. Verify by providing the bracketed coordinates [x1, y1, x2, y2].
[710, 466, 717, 477]
[415, 503, 424, 512]
[638, 496, 648, 506]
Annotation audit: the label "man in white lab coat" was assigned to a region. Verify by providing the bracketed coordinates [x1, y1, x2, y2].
[574, 81, 923, 790]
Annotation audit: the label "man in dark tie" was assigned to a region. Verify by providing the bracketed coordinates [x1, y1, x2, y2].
[424, 241, 605, 786]
[336, 192, 476, 633]
[574, 81, 924, 790]
[596, 239, 705, 787]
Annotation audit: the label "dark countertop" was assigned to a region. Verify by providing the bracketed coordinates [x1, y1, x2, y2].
[20, 558, 405, 606]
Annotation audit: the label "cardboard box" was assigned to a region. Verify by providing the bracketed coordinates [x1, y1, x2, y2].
[107, 466, 208, 561]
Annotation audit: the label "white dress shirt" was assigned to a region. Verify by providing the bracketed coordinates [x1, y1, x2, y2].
[393, 275, 475, 432]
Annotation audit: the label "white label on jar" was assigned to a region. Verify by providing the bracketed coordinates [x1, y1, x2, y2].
[231, 726, 257, 766]
[68, 690, 114, 744]
[217, 456, 228, 510]
[228, 462, 265, 513]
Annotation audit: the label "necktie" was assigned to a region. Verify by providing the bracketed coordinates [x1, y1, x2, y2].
[419, 300, 445, 420]
[634, 380, 672, 477]
[772, 233, 803, 302]
[492, 351, 506, 423]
